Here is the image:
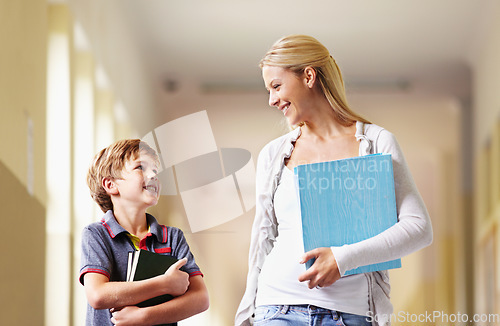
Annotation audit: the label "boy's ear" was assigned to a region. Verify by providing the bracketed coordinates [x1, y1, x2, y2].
[102, 177, 119, 195]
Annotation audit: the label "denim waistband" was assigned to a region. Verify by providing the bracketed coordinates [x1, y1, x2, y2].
[277, 305, 340, 316]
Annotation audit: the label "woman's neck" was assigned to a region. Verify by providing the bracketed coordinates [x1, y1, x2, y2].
[300, 108, 355, 142]
[298, 89, 354, 140]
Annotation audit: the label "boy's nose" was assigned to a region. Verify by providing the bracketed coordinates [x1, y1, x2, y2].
[144, 169, 158, 180]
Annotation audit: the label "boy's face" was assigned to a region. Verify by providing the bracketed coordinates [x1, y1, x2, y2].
[113, 152, 161, 210]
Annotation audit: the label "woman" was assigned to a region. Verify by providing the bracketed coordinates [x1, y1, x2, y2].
[235, 35, 433, 326]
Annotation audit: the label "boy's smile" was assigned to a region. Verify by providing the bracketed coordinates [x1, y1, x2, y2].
[114, 152, 161, 209]
[143, 182, 159, 196]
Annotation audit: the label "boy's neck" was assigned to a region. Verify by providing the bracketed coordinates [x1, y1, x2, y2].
[112, 206, 149, 237]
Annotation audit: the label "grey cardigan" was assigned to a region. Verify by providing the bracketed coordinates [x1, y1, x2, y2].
[235, 122, 433, 326]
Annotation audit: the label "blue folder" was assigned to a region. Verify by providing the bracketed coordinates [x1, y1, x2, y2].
[294, 153, 401, 275]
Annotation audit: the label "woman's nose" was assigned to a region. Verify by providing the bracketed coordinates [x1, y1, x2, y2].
[268, 91, 279, 107]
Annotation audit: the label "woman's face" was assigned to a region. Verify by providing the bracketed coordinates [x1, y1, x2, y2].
[262, 65, 313, 126]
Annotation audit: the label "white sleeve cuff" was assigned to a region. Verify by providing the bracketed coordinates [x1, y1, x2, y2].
[330, 246, 347, 277]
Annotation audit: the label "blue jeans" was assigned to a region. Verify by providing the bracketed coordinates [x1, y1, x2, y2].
[254, 305, 371, 326]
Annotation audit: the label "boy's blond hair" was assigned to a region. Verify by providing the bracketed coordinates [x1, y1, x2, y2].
[87, 139, 159, 212]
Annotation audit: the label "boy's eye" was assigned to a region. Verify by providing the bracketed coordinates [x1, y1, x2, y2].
[273, 84, 280, 89]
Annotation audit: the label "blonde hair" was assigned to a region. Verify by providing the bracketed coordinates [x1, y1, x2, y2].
[87, 139, 159, 213]
[260, 34, 370, 126]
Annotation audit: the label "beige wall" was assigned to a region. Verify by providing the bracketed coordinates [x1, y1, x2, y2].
[471, 1, 500, 153]
[0, 162, 45, 325]
[0, 0, 47, 324]
[0, 0, 47, 203]
[471, 0, 500, 317]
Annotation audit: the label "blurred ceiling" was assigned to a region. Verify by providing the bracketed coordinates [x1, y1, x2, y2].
[116, 0, 490, 100]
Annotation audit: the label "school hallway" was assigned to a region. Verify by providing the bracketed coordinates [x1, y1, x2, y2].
[1, 0, 500, 325]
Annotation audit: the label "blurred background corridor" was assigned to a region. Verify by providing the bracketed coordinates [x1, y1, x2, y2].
[1, 0, 500, 325]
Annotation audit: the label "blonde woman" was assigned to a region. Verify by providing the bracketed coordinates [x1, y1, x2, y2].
[235, 35, 432, 326]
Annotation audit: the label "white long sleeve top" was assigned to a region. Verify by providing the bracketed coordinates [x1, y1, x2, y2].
[235, 122, 433, 326]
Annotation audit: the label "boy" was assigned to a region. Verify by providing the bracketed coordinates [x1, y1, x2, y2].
[80, 139, 209, 326]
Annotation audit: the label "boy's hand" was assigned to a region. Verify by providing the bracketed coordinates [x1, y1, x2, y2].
[164, 257, 190, 296]
[110, 306, 146, 326]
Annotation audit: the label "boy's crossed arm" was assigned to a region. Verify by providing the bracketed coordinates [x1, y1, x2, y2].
[84, 258, 189, 309]
[84, 258, 208, 325]
[110, 274, 208, 326]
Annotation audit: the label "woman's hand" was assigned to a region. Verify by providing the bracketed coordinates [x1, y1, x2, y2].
[298, 247, 341, 289]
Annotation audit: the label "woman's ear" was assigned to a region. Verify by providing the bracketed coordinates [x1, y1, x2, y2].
[303, 67, 317, 89]
[102, 177, 119, 195]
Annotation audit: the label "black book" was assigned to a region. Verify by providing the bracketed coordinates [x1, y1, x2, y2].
[126, 249, 179, 313]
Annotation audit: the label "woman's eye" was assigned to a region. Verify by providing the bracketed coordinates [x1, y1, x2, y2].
[136, 165, 143, 170]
